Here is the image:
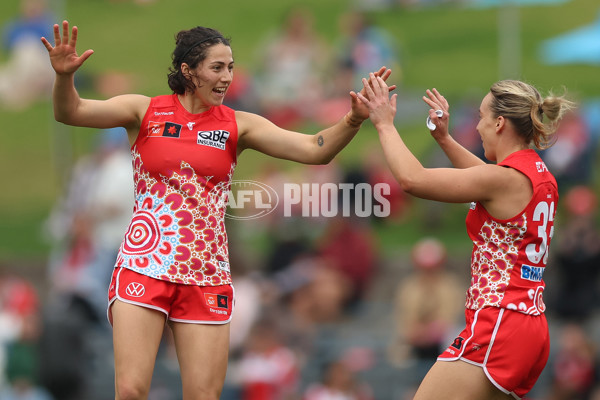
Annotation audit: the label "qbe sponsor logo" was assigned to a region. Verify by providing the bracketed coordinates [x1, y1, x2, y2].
[197, 130, 230, 150]
[225, 180, 391, 220]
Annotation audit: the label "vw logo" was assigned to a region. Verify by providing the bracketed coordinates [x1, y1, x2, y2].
[125, 282, 146, 297]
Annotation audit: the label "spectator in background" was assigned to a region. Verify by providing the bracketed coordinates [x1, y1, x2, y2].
[0, 268, 52, 399]
[335, 10, 400, 95]
[317, 213, 378, 308]
[303, 354, 374, 400]
[390, 238, 463, 374]
[315, 10, 402, 126]
[40, 128, 132, 399]
[236, 317, 300, 400]
[548, 185, 600, 323]
[253, 6, 332, 128]
[362, 144, 410, 223]
[540, 109, 594, 191]
[273, 255, 353, 327]
[0, 0, 54, 109]
[45, 127, 133, 322]
[547, 323, 599, 400]
[1, 311, 53, 400]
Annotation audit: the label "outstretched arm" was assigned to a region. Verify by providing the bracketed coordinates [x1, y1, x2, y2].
[357, 74, 502, 204]
[41, 21, 148, 132]
[423, 88, 485, 168]
[237, 67, 396, 165]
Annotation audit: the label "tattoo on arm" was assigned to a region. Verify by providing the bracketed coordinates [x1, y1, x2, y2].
[317, 135, 324, 147]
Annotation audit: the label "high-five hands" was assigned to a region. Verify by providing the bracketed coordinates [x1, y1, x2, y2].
[349, 67, 397, 123]
[355, 73, 397, 128]
[41, 20, 94, 75]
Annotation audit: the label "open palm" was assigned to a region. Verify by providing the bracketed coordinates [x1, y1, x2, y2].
[350, 66, 396, 121]
[41, 20, 94, 75]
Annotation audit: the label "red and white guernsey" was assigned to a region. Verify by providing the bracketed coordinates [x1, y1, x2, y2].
[465, 149, 557, 315]
[115, 94, 238, 286]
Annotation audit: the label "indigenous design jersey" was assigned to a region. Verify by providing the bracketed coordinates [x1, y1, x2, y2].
[116, 94, 238, 286]
[465, 149, 557, 315]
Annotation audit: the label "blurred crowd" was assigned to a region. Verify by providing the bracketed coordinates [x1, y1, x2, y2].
[1, 1, 599, 399]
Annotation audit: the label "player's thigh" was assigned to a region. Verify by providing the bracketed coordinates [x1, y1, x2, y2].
[111, 300, 166, 389]
[414, 360, 513, 400]
[169, 321, 230, 397]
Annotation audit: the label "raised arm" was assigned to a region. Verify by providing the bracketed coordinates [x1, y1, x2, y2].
[357, 74, 512, 205]
[41, 21, 149, 135]
[423, 88, 485, 168]
[236, 67, 395, 165]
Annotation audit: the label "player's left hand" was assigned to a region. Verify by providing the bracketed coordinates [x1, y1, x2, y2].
[349, 66, 396, 123]
[355, 73, 397, 129]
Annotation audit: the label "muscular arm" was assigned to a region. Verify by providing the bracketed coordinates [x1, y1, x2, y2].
[432, 133, 486, 169]
[236, 66, 395, 164]
[235, 110, 362, 165]
[377, 122, 501, 203]
[53, 72, 149, 132]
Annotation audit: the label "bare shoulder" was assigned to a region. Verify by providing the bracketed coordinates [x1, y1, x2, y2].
[478, 163, 531, 191]
[480, 163, 533, 219]
[468, 163, 513, 184]
[114, 94, 151, 112]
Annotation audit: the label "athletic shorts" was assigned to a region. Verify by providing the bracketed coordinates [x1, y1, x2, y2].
[107, 267, 234, 325]
[438, 307, 549, 399]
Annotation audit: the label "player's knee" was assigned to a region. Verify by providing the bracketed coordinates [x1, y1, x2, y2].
[184, 385, 222, 400]
[115, 378, 149, 400]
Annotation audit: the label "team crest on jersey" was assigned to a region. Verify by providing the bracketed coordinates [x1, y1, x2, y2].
[218, 261, 230, 272]
[148, 121, 182, 138]
[197, 130, 230, 150]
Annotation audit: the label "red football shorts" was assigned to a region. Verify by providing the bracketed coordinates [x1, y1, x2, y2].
[108, 267, 234, 325]
[439, 307, 549, 399]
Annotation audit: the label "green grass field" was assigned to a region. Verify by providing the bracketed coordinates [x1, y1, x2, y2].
[1, 0, 599, 263]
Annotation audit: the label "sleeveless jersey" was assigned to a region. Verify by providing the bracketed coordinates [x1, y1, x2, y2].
[115, 94, 238, 286]
[465, 149, 557, 315]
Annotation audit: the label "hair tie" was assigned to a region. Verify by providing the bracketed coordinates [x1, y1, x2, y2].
[179, 36, 220, 63]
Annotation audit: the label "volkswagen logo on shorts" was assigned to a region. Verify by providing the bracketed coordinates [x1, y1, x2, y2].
[226, 180, 279, 220]
[125, 282, 146, 297]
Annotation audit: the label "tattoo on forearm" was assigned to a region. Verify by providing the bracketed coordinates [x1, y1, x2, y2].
[318, 135, 324, 147]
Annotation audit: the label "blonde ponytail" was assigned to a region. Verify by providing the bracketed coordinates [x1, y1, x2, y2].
[490, 80, 575, 150]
